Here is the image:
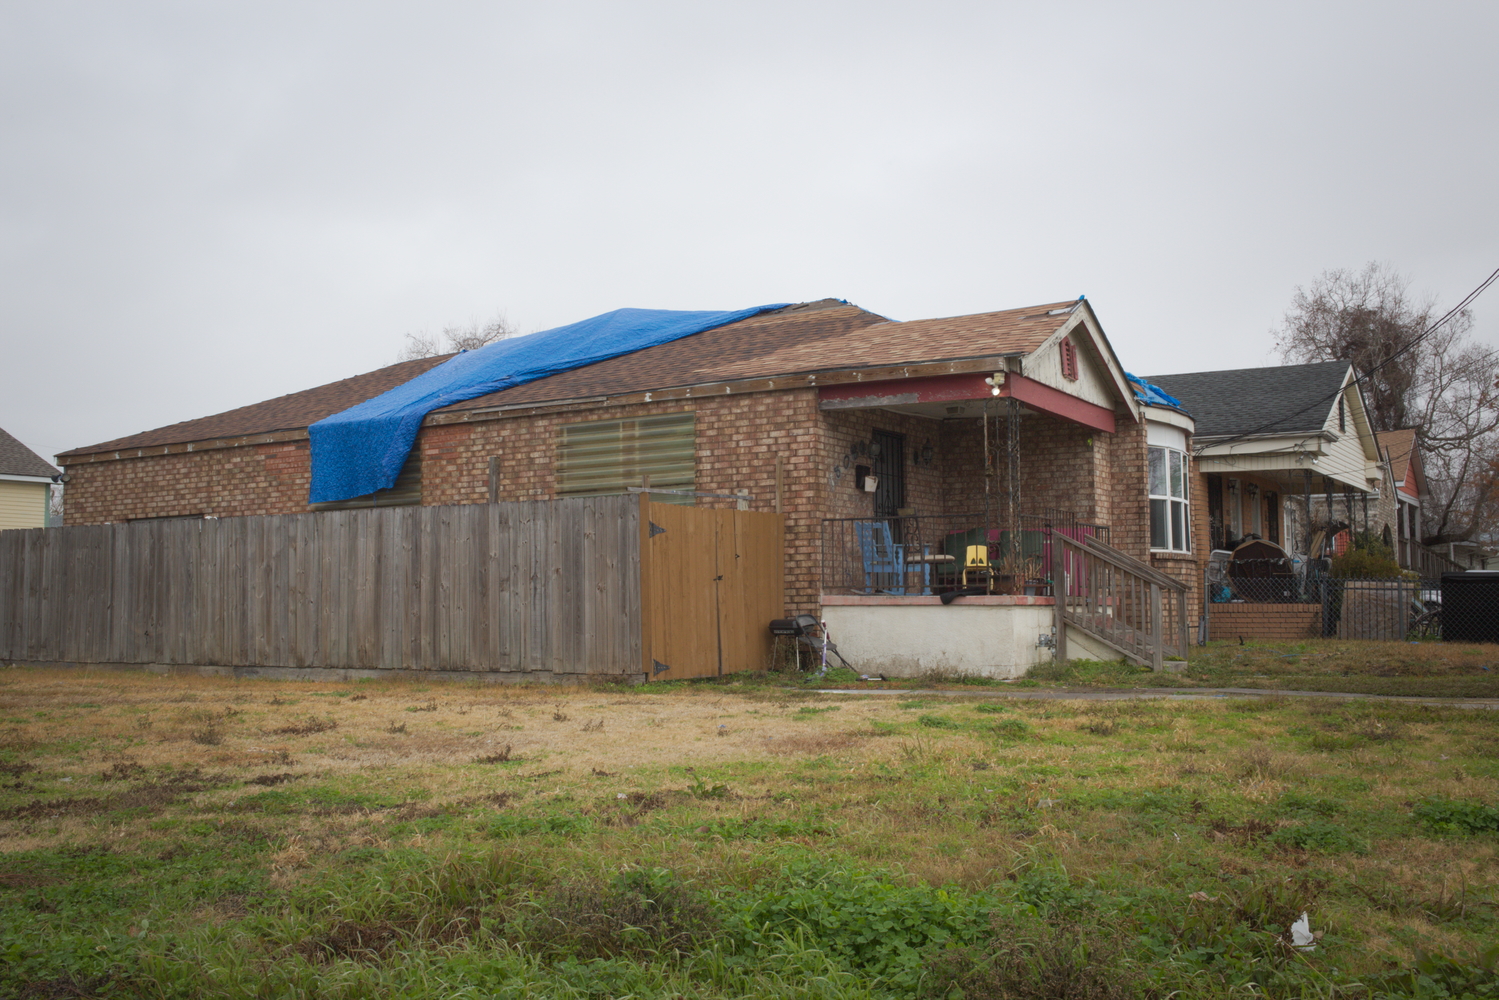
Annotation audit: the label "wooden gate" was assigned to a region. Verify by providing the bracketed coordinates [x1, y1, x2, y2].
[639, 498, 784, 679]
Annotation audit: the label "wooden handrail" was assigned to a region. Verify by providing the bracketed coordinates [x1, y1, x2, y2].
[1079, 537, 1186, 592]
[1051, 533, 1187, 671]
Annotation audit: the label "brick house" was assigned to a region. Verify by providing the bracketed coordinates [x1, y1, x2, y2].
[1145, 361, 1390, 639]
[57, 297, 1196, 674]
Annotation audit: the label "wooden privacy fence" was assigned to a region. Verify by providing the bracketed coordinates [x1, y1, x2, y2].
[0, 496, 785, 682]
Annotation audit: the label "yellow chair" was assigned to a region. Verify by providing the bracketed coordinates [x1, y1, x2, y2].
[962, 545, 990, 589]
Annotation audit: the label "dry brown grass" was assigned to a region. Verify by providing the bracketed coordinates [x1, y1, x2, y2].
[5, 662, 1499, 967]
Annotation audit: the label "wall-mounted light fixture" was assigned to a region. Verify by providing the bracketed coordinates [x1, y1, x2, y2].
[983, 372, 1006, 396]
[919, 441, 935, 466]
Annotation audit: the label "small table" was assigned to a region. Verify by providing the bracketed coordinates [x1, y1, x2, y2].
[906, 548, 956, 595]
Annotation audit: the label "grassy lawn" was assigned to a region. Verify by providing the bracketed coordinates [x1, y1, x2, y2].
[790, 639, 1499, 700]
[5, 663, 1499, 998]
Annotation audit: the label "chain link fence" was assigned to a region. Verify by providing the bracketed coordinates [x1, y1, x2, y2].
[1206, 557, 1499, 642]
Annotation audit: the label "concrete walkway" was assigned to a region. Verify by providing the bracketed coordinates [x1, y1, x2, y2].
[813, 686, 1499, 709]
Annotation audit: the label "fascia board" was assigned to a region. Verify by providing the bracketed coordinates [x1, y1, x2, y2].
[1144, 407, 1195, 432]
[0, 473, 56, 484]
[1195, 433, 1331, 456]
[1340, 367, 1382, 461]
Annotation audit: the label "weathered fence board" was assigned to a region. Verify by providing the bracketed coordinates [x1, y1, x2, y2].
[0, 497, 643, 678]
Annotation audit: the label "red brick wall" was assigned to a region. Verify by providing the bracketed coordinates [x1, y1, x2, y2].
[819, 409, 946, 521]
[1208, 603, 1320, 641]
[62, 389, 1165, 621]
[930, 414, 1127, 534]
[63, 440, 315, 523]
[1104, 417, 1150, 558]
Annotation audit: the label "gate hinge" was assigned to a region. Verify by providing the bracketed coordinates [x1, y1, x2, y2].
[652, 659, 671, 675]
[649, 521, 666, 537]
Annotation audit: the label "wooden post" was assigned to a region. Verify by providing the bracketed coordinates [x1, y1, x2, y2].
[487, 456, 501, 504]
[1179, 589, 1190, 662]
[1052, 533, 1067, 664]
[637, 490, 654, 682]
[1150, 582, 1163, 672]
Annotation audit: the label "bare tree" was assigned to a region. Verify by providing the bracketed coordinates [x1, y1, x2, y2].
[1274, 263, 1499, 546]
[398, 314, 518, 361]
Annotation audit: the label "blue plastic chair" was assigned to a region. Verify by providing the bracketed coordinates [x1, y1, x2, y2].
[854, 521, 906, 594]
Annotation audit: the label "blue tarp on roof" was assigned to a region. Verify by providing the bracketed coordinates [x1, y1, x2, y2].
[309, 304, 788, 504]
[1125, 371, 1186, 410]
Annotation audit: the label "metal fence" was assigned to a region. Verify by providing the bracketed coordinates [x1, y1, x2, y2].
[1205, 557, 1499, 642]
[821, 509, 1109, 596]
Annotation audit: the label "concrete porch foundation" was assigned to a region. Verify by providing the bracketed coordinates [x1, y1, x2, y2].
[820, 595, 1119, 679]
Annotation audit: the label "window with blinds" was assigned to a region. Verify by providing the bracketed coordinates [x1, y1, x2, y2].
[310, 449, 422, 511]
[556, 412, 695, 504]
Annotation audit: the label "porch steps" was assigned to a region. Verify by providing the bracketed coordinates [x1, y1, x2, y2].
[1054, 536, 1189, 671]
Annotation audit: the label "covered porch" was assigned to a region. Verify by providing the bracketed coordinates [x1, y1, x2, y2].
[811, 366, 1146, 678]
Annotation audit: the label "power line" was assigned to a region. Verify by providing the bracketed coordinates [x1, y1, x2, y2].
[1190, 265, 1499, 457]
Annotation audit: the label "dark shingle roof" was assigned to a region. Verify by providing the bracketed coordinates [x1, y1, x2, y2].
[1145, 361, 1351, 438]
[0, 427, 59, 477]
[62, 298, 1081, 456]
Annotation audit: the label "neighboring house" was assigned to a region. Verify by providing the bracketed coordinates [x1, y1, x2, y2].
[1375, 429, 1492, 574]
[1376, 427, 1427, 569]
[0, 427, 58, 530]
[1147, 361, 1383, 561]
[57, 297, 1195, 673]
[1443, 542, 1498, 571]
[1144, 361, 1390, 641]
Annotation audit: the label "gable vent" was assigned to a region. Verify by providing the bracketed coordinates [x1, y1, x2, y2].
[1060, 337, 1079, 381]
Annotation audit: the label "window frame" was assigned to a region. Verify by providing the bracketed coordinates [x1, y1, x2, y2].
[1148, 445, 1191, 553]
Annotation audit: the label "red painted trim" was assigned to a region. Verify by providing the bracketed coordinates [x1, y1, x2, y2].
[817, 372, 995, 405]
[816, 370, 1118, 433]
[1000, 375, 1116, 433]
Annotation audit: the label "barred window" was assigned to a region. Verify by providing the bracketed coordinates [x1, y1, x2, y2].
[1148, 446, 1189, 552]
[556, 412, 695, 504]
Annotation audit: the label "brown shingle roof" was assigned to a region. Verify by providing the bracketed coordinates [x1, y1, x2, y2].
[0, 426, 58, 477]
[60, 355, 451, 456]
[60, 298, 1080, 457]
[437, 299, 1077, 413]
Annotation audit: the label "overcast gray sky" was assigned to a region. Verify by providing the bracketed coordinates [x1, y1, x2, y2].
[3, 1, 1496, 468]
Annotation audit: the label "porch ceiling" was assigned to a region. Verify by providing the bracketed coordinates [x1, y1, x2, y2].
[1197, 458, 1375, 495]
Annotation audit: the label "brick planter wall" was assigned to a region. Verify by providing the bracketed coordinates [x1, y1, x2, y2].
[1208, 603, 1320, 641]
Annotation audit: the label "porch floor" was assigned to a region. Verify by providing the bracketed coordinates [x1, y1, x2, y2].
[821, 594, 1054, 607]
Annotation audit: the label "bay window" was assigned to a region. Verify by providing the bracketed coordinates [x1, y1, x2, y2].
[1149, 445, 1190, 551]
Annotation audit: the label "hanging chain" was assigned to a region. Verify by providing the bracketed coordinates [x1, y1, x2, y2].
[1007, 395, 1021, 529]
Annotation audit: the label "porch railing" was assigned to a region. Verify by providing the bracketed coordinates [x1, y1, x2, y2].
[1053, 535, 1189, 671]
[820, 509, 1109, 597]
[1405, 542, 1465, 578]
